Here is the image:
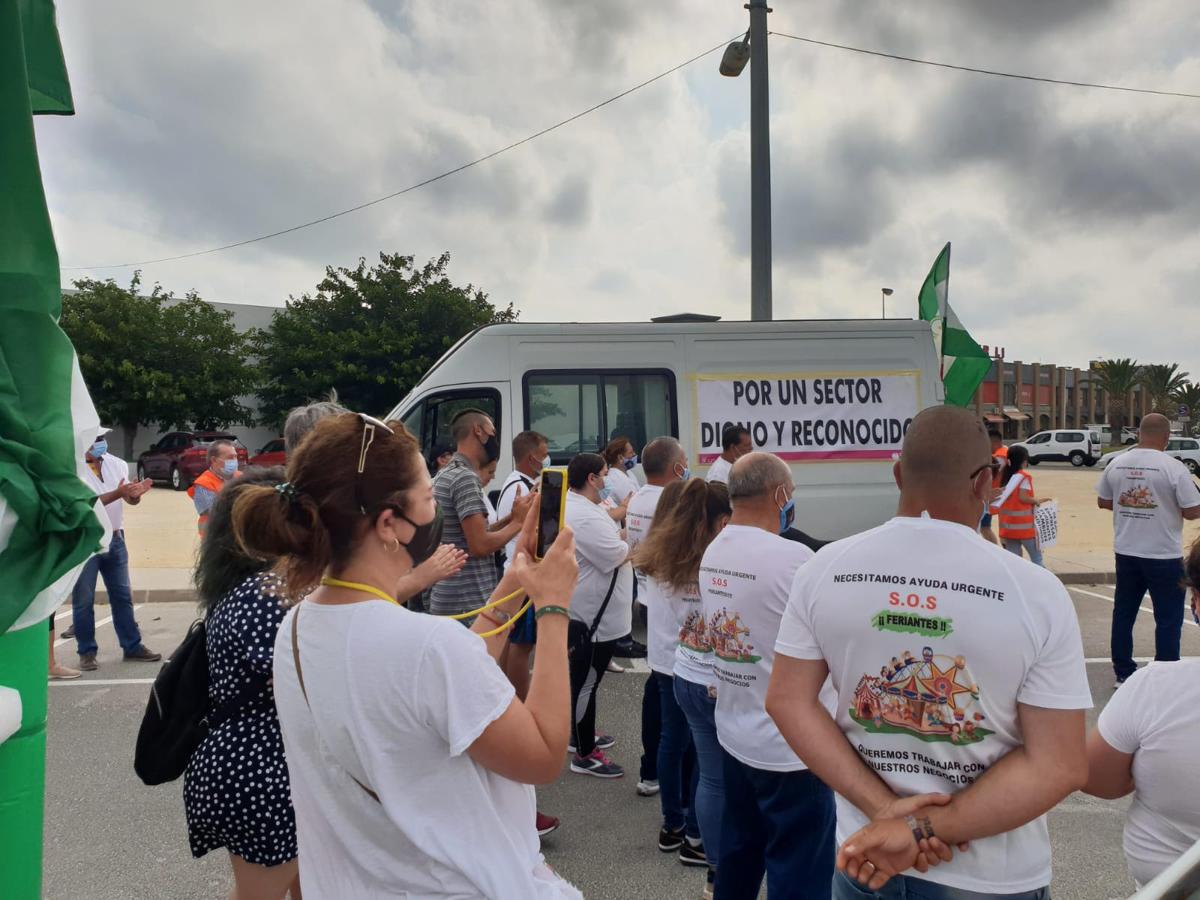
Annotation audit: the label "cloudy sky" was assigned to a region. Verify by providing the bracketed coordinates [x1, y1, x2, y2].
[37, 0, 1200, 378]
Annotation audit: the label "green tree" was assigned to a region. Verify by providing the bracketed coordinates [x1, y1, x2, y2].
[1091, 358, 1142, 437]
[253, 252, 516, 426]
[1139, 363, 1190, 416]
[60, 274, 257, 457]
[1173, 382, 1200, 436]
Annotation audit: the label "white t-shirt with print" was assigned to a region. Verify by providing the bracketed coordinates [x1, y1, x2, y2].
[81, 454, 130, 531]
[699, 524, 824, 771]
[565, 490, 634, 643]
[1098, 659, 1200, 887]
[674, 580, 716, 688]
[644, 576, 703, 677]
[706, 457, 733, 484]
[273, 600, 582, 900]
[626, 483, 664, 604]
[775, 515, 1092, 894]
[1097, 448, 1200, 559]
[495, 470, 535, 570]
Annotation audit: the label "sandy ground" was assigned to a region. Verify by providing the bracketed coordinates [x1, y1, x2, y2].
[117, 467, 1200, 585]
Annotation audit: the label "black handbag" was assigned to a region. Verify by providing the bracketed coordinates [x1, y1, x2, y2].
[566, 569, 621, 661]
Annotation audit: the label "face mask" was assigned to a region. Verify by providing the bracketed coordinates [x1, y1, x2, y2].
[623, 455, 638, 471]
[90, 440, 108, 458]
[540, 454, 552, 472]
[221, 458, 238, 477]
[598, 486, 614, 503]
[399, 505, 444, 565]
[675, 463, 690, 480]
[480, 432, 501, 464]
[776, 487, 796, 534]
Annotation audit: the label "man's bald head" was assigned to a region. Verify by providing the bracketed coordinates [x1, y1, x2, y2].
[1139, 413, 1171, 448]
[899, 406, 992, 496]
[728, 452, 792, 502]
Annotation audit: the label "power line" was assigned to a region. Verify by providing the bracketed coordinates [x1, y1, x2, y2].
[65, 36, 739, 271]
[770, 30, 1200, 100]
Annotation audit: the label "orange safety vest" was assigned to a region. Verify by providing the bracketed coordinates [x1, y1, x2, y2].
[188, 469, 227, 534]
[997, 471, 1036, 541]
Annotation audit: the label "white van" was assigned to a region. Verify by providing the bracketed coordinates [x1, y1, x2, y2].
[386, 319, 944, 541]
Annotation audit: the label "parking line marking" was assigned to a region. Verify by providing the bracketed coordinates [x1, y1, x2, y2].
[49, 677, 155, 687]
[1069, 587, 1198, 628]
[53, 603, 145, 648]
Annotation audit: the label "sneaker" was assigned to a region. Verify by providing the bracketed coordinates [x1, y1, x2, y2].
[78, 653, 98, 672]
[659, 824, 686, 852]
[679, 838, 707, 867]
[568, 733, 615, 754]
[49, 664, 81, 680]
[636, 778, 660, 797]
[570, 749, 625, 779]
[607, 660, 628, 673]
[124, 645, 162, 662]
[1114, 678, 1127, 689]
[612, 636, 648, 659]
[703, 868, 715, 899]
[536, 812, 560, 837]
[60, 624, 75, 639]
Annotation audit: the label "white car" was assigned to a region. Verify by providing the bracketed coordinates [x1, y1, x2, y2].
[1011, 429, 1103, 468]
[1099, 438, 1200, 475]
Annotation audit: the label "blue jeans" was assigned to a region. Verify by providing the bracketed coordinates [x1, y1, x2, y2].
[833, 871, 1049, 900]
[654, 672, 699, 838]
[1002, 538, 1043, 566]
[675, 676, 724, 862]
[71, 532, 144, 656]
[1112, 553, 1186, 680]
[715, 751, 835, 900]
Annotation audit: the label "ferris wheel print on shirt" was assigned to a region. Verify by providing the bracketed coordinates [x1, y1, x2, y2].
[851, 646, 991, 746]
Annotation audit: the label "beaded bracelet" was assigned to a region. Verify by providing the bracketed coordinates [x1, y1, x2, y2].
[535, 605, 570, 620]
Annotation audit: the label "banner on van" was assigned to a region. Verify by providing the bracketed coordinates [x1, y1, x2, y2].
[694, 371, 921, 464]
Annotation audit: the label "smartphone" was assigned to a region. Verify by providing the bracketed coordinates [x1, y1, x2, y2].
[536, 467, 568, 560]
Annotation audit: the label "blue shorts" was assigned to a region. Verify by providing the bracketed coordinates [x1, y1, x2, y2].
[980, 512, 993, 528]
[510, 603, 537, 645]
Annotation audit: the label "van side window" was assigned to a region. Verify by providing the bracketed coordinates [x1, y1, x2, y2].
[525, 370, 676, 462]
[407, 391, 500, 461]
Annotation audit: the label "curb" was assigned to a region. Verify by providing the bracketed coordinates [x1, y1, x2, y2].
[1056, 572, 1116, 585]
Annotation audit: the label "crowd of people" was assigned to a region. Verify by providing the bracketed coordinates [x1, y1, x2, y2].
[58, 400, 1200, 898]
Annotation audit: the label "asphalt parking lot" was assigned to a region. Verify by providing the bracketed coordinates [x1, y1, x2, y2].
[44, 585, 1200, 900]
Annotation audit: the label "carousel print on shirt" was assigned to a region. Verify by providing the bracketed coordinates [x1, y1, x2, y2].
[850, 646, 991, 745]
[708, 607, 761, 663]
[1118, 484, 1158, 509]
[678, 607, 712, 655]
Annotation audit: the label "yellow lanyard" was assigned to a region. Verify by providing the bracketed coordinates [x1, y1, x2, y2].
[319, 576, 398, 605]
[319, 576, 529, 639]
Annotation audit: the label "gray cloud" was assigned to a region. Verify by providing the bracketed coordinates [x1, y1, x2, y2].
[543, 174, 592, 226]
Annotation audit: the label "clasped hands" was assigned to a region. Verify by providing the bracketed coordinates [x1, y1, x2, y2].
[838, 794, 969, 892]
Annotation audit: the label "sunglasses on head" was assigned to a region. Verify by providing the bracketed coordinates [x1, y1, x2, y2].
[356, 413, 395, 515]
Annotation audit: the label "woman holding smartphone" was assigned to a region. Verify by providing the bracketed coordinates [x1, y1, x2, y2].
[230, 412, 582, 899]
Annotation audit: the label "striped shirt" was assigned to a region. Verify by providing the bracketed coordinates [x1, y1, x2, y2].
[429, 454, 498, 617]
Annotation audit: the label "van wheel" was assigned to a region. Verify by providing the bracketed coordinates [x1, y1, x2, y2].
[170, 465, 186, 491]
[1028, 457, 1040, 466]
[1187, 459, 1199, 476]
[136, 462, 146, 481]
[1085, 458, 1098, 468]
[1069, 451, 1085, 467]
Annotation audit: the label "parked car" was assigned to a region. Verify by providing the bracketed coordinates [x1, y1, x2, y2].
[248, 438, 286, 467]
[1010, 429, 1102, 467]
[1099, 437, 1200, 475]
[136, 431, 249, 490]
[1121, 426, 1139, 445]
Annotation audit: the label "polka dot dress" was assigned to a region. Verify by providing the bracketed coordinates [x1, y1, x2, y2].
[183, 572, 297, 866]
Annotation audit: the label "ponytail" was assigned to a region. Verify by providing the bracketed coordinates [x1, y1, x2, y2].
[231, 484, 332, 597]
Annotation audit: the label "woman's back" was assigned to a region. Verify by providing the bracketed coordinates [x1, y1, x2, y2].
[273, 598, 571, 899]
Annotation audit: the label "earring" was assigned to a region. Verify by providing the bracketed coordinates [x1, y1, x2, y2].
[384, 538, 401, 554]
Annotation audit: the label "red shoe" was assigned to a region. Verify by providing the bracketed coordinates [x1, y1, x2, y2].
[536, 812, 560, 837]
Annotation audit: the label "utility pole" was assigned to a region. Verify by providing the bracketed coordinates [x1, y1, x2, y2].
[748, 0, 772, 321]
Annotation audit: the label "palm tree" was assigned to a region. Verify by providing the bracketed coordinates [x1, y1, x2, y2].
[1173, 382, 1200, 436]
[1141, 363, 1190, 416]
[1091, 358, 1142, 437]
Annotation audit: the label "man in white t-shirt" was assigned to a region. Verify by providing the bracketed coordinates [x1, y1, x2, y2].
[1097, 413, 1200, 687]
[768, 406, 1092, 899]
[626, 436, 689, 795]
[71, 430, 158, 671]
[699, 451, 836, 898]
[706, 424, 753, 485]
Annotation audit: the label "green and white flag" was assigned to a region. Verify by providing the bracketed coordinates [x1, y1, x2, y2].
[916, 242, 991, 408]
[0, 2, 106, 896]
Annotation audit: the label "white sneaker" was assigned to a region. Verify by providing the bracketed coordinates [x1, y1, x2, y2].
[607, 660, 627, 673]
[636, 778, 660, 797]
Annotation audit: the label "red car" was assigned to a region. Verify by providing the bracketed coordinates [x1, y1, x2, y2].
[248, 438, 286, 468]
[136, 431, 249, 491]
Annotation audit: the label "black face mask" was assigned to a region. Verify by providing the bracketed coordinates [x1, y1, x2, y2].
[481, 432, 501, 465]
[399, 505, 443, 565]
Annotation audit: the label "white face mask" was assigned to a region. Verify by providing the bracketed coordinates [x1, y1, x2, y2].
[539, 454, 552, 472]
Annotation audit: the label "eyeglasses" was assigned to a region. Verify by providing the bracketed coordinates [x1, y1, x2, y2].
[356, 413, 394, 515]
[968, 460, 1003, 481]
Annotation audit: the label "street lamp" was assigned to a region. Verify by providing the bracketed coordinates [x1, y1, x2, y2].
[880, 287, 893, 319]
[722, 1, 772, 322]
